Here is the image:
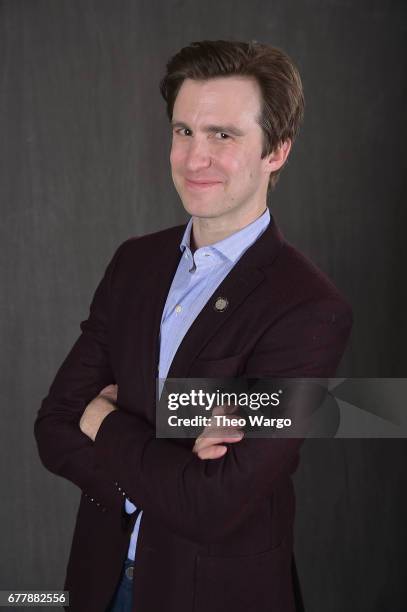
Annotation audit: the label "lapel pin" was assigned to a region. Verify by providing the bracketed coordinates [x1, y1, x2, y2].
[214, 297, 229, 312]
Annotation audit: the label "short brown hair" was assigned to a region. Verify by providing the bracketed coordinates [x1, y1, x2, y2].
[160, 39, 305, 194]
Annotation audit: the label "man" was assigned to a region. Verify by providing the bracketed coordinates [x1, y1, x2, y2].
[34, 40, 352, 612]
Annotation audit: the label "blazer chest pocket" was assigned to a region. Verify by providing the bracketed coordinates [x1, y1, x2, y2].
[193, 538, 292, 612]
[188, 353, 246, 378]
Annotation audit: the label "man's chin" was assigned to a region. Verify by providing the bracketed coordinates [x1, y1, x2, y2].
[179, 198, 223, 220]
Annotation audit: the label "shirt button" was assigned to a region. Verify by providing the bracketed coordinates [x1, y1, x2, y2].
[175, 305, 182, 313]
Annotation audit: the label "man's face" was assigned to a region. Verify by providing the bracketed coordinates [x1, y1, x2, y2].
[170, 76, 272, 224]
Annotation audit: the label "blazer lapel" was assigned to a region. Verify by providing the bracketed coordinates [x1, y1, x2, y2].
[117, 224, 186, 407]
[143, 226, 187, 385]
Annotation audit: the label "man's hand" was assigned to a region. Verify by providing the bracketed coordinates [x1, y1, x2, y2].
[193, 405, 245, 460]
[79, 384, 118, 441]
[79, 386, 245, 458]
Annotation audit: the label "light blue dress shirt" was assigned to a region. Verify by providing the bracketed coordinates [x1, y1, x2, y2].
[124, 207, 271, 561]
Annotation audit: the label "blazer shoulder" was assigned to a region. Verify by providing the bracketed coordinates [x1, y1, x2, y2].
[264, 240, 353, 320]
[116, 223, 185, 251]
[111, 223, 186, 263]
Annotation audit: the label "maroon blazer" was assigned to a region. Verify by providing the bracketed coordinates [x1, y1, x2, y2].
[34, 216, 352, 612]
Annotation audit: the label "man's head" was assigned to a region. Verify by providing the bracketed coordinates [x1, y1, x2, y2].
[160, 40, 304, 226]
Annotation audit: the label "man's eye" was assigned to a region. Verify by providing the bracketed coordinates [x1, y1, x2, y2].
[174, 129, 230, 139]
[175, 128, 191, 136]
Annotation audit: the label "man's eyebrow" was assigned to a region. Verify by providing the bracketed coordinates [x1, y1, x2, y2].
[171, 120, 245, 137]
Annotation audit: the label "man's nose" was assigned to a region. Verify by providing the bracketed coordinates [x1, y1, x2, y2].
[184, 137, 212, 171]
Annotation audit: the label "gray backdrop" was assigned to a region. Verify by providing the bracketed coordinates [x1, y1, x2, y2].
[1, 1, 406, 610]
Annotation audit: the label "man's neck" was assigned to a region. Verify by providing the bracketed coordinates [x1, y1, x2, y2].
[191, 206, 268, 251]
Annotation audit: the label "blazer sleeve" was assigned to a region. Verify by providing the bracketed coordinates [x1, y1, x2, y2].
[34, 241, 130, 513]
[92, 298, 353, 543]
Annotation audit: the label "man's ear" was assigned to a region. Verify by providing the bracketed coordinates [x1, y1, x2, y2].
[265, 139, 292, 173]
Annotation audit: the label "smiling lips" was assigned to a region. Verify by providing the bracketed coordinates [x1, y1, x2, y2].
[185, 178, 222, 190]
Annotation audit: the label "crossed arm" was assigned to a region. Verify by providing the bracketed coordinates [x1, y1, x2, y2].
[34, 245, 352, 545]
[79, 384, 243, 460]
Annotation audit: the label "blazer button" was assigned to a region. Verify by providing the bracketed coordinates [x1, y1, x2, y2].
[125, 565, 134, 580]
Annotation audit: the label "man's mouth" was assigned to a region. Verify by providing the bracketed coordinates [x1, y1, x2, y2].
[185, 178, 222, 190]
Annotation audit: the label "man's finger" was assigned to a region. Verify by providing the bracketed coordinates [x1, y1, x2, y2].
[194, 430, 243, 448]
[197, 423, 244, 439]
[197, 445, 228, 460]
[99, 384, 118, 402]
[193, 433, 244, 455]
[211, 404, 238, 416]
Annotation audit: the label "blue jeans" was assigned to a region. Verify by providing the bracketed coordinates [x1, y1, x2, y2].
[106, 557, 134, 612]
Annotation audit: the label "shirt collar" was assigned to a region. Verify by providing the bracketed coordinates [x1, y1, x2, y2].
[180, 207, 271, 264]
